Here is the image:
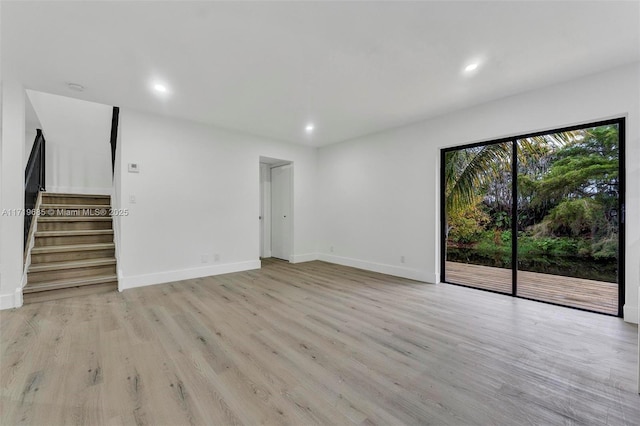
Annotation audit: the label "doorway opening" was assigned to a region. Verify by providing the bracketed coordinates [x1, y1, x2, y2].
[441, 118, 625, 316]
[259, 157, 293, 262]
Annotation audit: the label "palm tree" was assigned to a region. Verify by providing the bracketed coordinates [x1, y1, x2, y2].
[443, 132, 579, 250]
[445, 131, 579, 215]
[445, 143, 510, 216]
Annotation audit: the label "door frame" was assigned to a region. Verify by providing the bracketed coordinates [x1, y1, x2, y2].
[259, 157, 294, 262]
[440, 117, 626, 317]
[259, 163, 270, 258]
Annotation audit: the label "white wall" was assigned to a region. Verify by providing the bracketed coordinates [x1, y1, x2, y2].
[317, 63, 640, 323]
[0, 80, 26, 309]
[24, 94, 41, 166]
[24, 129, 37, 166]
[116, 109, 317, 289]
[26, 90, 112, 195]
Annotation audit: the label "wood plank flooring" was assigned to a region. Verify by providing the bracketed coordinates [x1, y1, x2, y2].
[1, 259, 638, 425]
[445, 261, 619, 315]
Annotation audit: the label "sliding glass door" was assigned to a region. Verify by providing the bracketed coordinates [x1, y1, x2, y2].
[442, 142, 513, 294]
[515, 123, 622, 314]
[441, 119, 624, 316]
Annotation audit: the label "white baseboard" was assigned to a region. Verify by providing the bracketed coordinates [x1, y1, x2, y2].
[14, 287, 23, 308]
[290, 253, 318, 264]
[0, 290, 19, 310]
[318, 254, 435, 283]
[119, 260, 261, 291]
[47, 186, 112, 195]
[623, 304, 638, 324]
[0, 293, 15, 310]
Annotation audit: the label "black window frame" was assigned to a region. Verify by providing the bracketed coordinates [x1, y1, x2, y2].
[440, 117, 626, 317]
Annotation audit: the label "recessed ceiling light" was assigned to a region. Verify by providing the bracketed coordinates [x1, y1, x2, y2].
[67, 82, 84, 92]
[464, 63, 479, 72]
[153, 83, 168, 93]
[305, 124, 315, 133]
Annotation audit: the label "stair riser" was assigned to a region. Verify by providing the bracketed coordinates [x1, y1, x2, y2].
[40, 209, 110, 217]
[24, 193, 118, 304]
[31, 249, 115, 265]
[24, 275, 118, 293]
[28, 264, 117, 284]
[35, 234, 114, 247]
[37, 221, 113, 231]
[42, 196, 110, 205]
[23, 282, 117, 304]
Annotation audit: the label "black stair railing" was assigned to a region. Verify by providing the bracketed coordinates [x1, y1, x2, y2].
[24, 129, 46, 247]
[110, 106, 119, 175]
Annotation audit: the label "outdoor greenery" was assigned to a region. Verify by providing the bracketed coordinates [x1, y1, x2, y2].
[445, 125, 619, 282]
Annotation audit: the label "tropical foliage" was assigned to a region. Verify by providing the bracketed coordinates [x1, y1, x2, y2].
[445, 125, 619, 282]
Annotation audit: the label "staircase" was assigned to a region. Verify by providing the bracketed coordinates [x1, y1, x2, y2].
[23, 193, 118, 303]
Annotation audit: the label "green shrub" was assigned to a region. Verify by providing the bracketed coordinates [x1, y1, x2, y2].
[448, 204, 490, 244]
[544, 199, 601, 237]
[592, 236, 618, 259]
[517, 235, 580, 257]
[475, 232, 511, 258]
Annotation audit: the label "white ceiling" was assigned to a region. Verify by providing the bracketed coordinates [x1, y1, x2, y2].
[3, 1, 639, 146]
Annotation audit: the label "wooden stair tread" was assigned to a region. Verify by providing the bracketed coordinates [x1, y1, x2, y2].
[24, 194, 118, 304]
[31, 243, 115, 254]
[40, 203, 112, 209]
[43, 193, 110, 198]
[35, 229, 114, 237]
[38, 216, 112, 222]
[24, 274, 118, 293]
[29, 258, 116, 273]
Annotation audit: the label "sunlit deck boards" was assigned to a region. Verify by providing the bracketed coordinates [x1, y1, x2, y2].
[444, 261, 618, 315]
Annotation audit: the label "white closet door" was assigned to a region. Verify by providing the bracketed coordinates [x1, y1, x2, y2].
[271, 165, 291, 261]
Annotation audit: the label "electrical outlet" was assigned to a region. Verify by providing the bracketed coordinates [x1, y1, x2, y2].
[129, 195, 136, 204]
[330, 246, 334, 253]
[201, 254, 210, 263]
[400, 255, 405, 263]
[214, 253, 220, 262]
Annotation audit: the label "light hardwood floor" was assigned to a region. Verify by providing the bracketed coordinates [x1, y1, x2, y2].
[1, 259, 638, 425]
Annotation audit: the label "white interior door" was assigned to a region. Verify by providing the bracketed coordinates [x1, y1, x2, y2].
[271, 164, 291, 261]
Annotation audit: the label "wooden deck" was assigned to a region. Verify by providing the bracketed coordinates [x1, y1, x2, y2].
[445, 261, 618, 315]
